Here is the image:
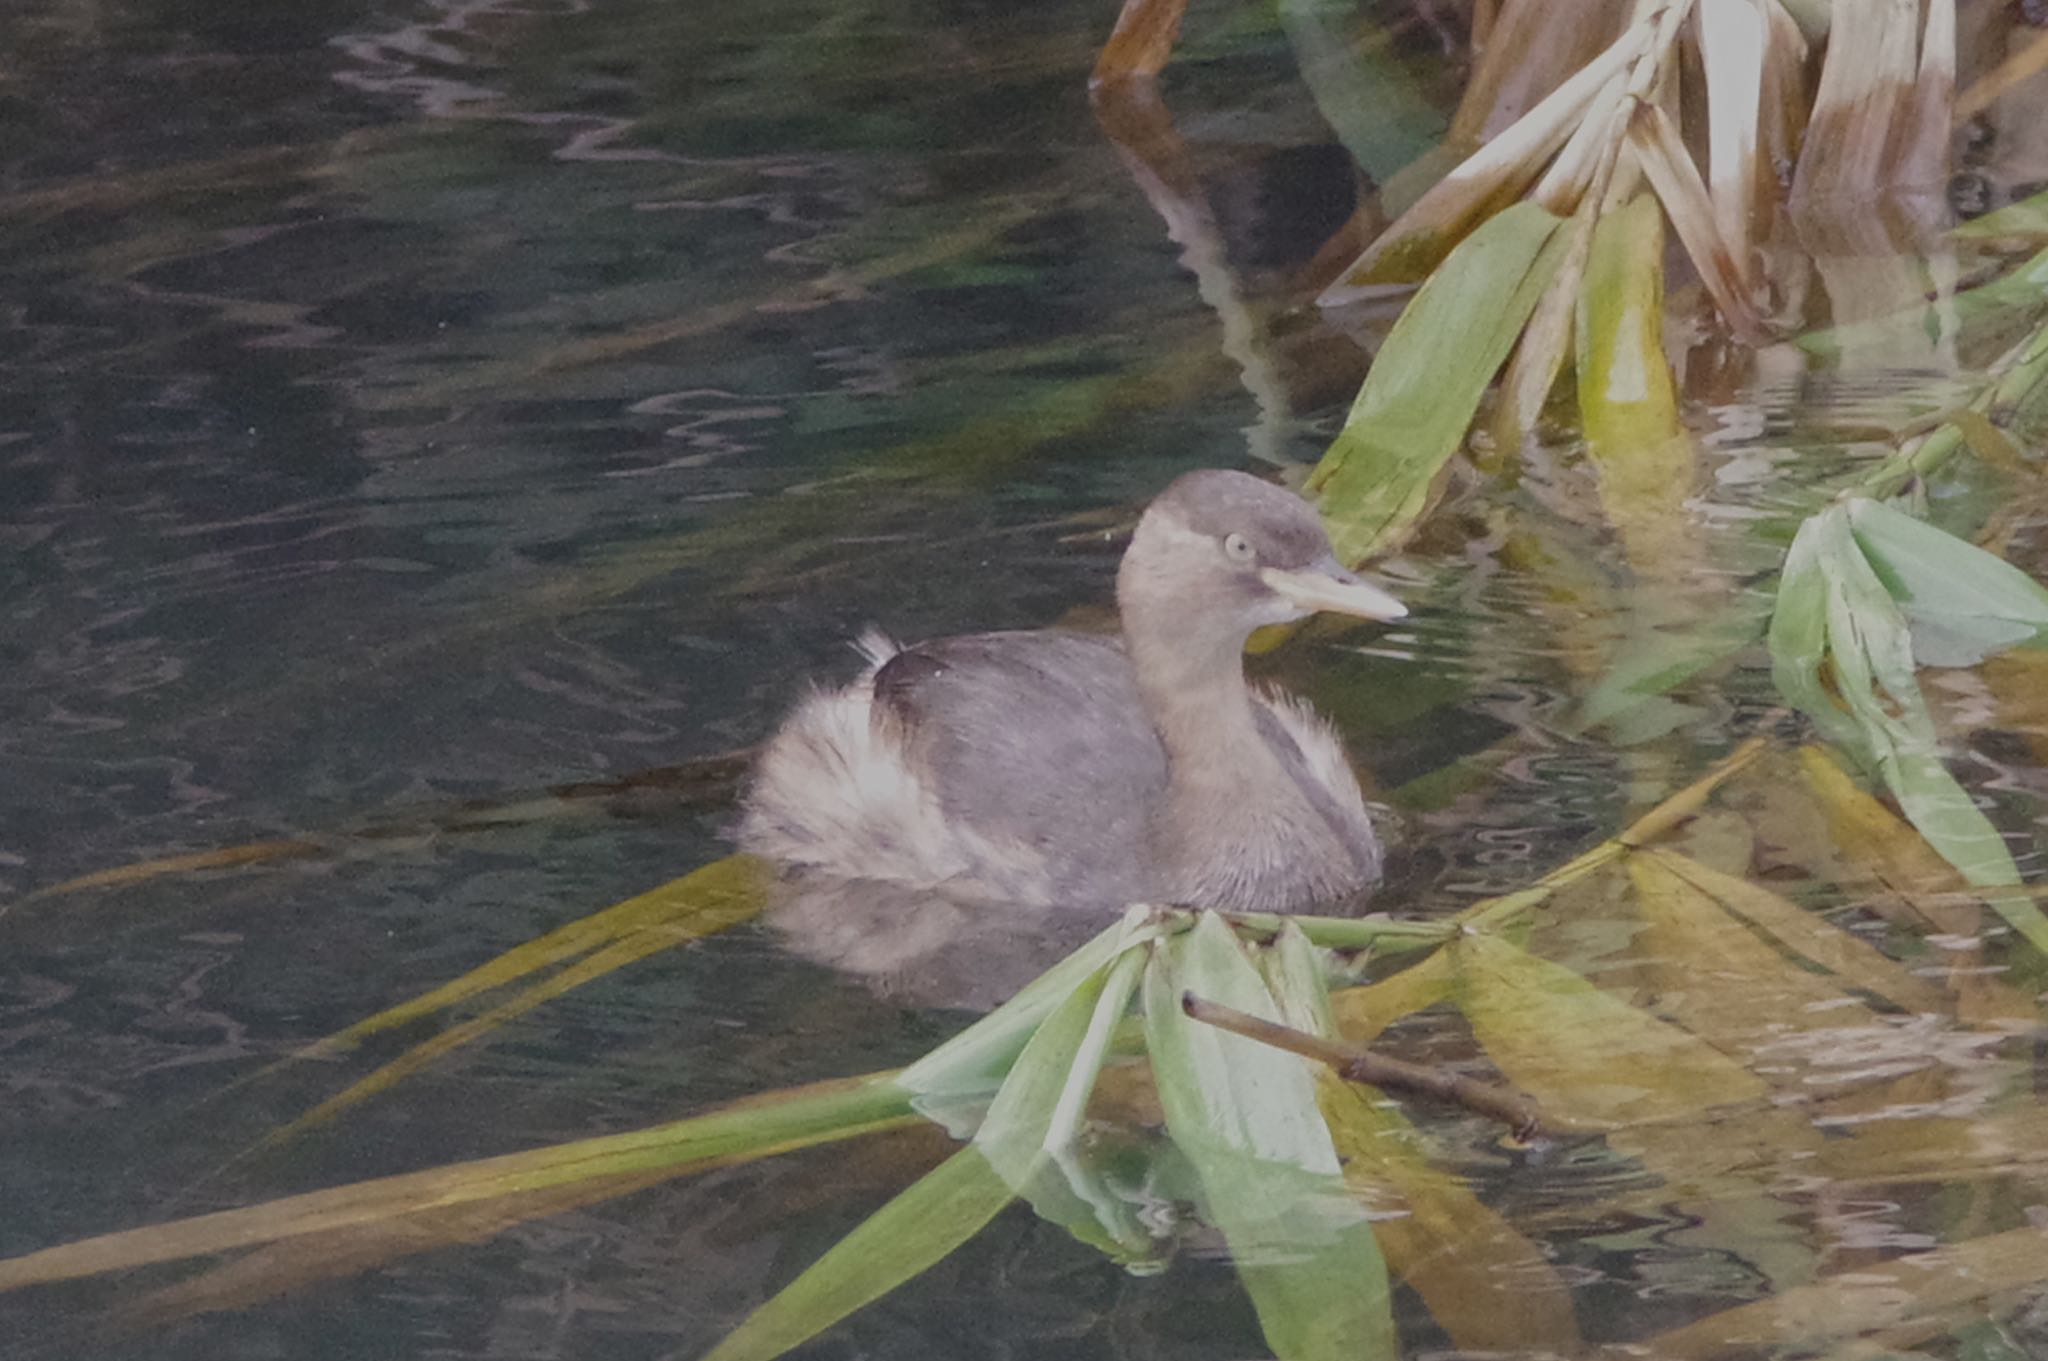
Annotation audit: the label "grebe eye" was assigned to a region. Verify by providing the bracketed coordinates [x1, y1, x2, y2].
[1223, 532, 1255, 562]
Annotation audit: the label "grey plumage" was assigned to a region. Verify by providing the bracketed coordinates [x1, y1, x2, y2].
[738, 469, 1401, 919]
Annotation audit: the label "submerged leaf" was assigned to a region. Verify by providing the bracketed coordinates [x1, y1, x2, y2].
[1320, 1079, 1582, 1354]
[1310, 201, 1571, 563]
[1642, 1223, 2048, 1358]
[974, 944, 1157, 1264]
[1330, 949, 1456, 1044]
[1790, 745, 2041, 1023]
[1575, 191, 1696, 574]
[1577, 193, 1682, 457]
[1641, 849, 1950, 1016]
[1625, 851, 1885, 1053]
[251, 857, 772, 1147]
[1450, 931, 1766, 1127]
[316, 855, 770, 1052]
[1263, 920, 1575, 1351]
[20, 840, 326, 902]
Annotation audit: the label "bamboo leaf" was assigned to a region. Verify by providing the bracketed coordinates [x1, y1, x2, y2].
[1329, 949, 1456, 1044]
[1578, 596, 1772, 730]
[1319, 1079, 1582, 1354]
[1575, 189, 1694, 573]
[1450, 932, 1766, 1127]
[1769, 513, 1870, 759]
[1893, 0, 1956, 188]
[1769, 507, 2048, 957]
[20, 840, 326, 902]
[1257, 919, 1338, 1036]
[1695, 0, 1766, 282]
[1642, 848, 1951, 1015]
[1627, 101, 1763, 338]
[1491, 190, 1598, 445]
[248, 857, 772, 1148]
[1795, 244, 2048, 358]
[1952, 186, 2048, 240]
[0, 1073, 914, 1292]
[1577, 194, 1680, 453]
[1639, 1224, 2048, 1359]
[703, 1147, 1016, 1361]
[1845, 497, 2048, 666]
[1625, 850, 1883, 1052]
[972, 945, 1158, 1264]
[1310, 201, 1571, 563]
[900, 905, 1159, 1133]
[1320, 20, 1647, 293]
[1790, 0, 1921, 209]
[1145, 913, 1395, 1361]
[1271, 923, 1578, 1354]
[318, 855, 769, 1052]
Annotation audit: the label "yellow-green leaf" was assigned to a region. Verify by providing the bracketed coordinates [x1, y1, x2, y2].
[0, 1073, 914, 1293]
[1451, 932, 1765, 1127]
[1310, 201, 1571, 563]
[1641, 848, 1950, 1016]
[1576, 192, 1682, 458]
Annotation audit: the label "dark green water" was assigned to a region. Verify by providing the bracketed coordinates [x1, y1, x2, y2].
[4, 1, 2047, 1358]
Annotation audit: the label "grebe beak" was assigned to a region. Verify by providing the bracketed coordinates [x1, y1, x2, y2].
[1260, 557, 1407, 622]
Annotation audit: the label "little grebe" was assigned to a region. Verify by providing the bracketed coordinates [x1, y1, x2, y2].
[739, 469, 1404, 912]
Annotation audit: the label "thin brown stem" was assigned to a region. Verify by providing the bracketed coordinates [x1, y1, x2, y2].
[1182, 993, 1551, 1140]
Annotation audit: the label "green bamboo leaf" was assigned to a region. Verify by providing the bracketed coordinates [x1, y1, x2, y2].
[1450, 932, 1766, 1126]
[1257, 920, 1337, 1036]
[1846, 496, 2048, 666]
[1769, 507, 2048, 957]
[899, 905, 1157, 1133]
[702, 1146, 1016, 1361]
[975, 945, 1158, 1264]
[1145, 913, 1395, 1361]
[1768, 511, 1870, 759]
[1309, 201, 1571, 563]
